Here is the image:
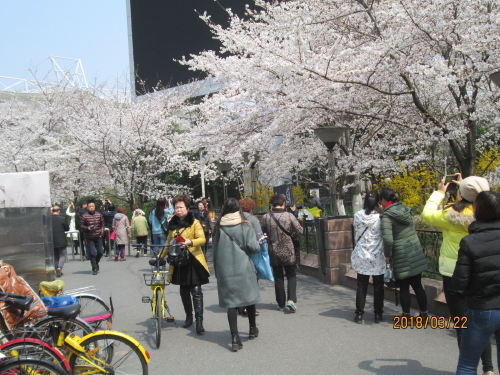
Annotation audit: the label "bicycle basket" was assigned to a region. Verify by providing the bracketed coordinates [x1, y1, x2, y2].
[143, 273, 168, 287]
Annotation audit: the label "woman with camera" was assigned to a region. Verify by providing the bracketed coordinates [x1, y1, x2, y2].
[165, 195, 209, 334]
[422, 174, 493, 375]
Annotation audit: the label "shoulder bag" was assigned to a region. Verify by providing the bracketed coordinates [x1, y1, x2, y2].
[269, 211, 301, 261]
[166, 228, 190, 267]
[220, 226, 274, 282]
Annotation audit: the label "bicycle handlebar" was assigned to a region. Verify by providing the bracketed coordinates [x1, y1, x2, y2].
[131, 244, 169, 248]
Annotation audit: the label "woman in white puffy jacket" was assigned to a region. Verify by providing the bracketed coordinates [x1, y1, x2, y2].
[351, 191, 385, 324]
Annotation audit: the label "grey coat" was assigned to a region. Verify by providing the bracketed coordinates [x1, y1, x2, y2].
[212, 223, 261, 308]
[261, 209, 303, 266]
[112, 213, 131, 245]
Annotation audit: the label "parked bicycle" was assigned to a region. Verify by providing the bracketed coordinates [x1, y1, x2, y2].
[39, 280, 113, 330]
[140, 244, 175, 348]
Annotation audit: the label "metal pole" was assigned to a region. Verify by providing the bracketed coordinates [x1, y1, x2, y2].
[223, 175, 228, 202]
[329, 149, 338, 216]
[200, 150, 205, 198]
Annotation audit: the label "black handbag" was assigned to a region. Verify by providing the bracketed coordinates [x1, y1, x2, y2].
[166, 229, 190, 267]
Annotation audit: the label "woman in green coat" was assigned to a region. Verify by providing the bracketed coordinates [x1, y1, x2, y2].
[380, 188, 428, 318]
[212, 198, 261, 352]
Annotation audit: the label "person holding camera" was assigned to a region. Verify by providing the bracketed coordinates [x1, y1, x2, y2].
[422, 174, 493, 374]
[79, 201, 105, 275]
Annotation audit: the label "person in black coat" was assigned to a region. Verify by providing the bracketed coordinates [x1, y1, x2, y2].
[51, 206, 69, 277]
[452, 191, 500, 375]
[196, 201, 211, 254]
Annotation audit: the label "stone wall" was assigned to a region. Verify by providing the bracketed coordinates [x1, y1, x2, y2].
[317, 217, 354, 285]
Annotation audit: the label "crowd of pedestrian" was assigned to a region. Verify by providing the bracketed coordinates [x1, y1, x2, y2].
[49, 179, 500, 374]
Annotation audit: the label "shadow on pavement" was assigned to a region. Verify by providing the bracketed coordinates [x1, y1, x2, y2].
[359, 359, 455, 375]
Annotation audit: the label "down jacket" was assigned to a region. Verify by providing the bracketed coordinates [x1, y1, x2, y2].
[79, 211, 105, 239]
[452, 220, 500, 310]
[381, 202, 427, 280]
[421, 191, 474, 277]
[261, 209, 303, 266]
[212, 221, 261, 308]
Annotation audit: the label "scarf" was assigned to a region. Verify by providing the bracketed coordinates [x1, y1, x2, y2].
[220, 212, 242, 226]
[383, 201, 394, 210]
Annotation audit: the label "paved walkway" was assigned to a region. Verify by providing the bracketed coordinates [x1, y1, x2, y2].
[58, 251, 491, 375]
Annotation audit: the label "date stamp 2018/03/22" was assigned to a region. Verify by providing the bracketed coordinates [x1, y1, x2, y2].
[393, 316, 468, 329]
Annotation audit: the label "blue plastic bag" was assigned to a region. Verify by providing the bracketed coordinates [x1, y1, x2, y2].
[251, 243, 274, 282]
[41, 296, 78, 308]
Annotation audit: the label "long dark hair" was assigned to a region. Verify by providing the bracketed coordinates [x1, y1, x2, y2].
[444, 199, 472, 213]
[213, 198, 248, 239]
[155, 198, 166, 221]
[380, 188, 398, 203]
[363, 191, 380, 215]
[474, 191, 500, 222]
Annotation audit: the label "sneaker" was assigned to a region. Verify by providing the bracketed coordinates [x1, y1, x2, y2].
[483, 372, 495, 375]
[285, 300, 297, 312]
[255, 310, 260, 316]
[135, 251, 140, 258]
[277, 306, 285, 312]
[143, 253, 148, 257]
[55, 268, 62, 277]
[92, 270, 97, 275]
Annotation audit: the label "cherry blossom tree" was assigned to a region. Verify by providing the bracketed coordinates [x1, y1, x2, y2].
[183, 0, 500, 210]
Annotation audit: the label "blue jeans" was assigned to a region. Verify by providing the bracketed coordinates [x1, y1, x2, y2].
[152, 233, 166, 257]
[456, 308, 500, 374]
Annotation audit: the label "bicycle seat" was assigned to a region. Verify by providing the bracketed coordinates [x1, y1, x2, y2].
[0, 295, 34, 311]
[149, 259, 167, 267]
[40, 280, 65, 296]
[47, 303, 81, 320]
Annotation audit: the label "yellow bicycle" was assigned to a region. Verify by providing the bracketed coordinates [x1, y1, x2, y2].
[49, 303, 150, 374]
[142, 245, 174, 348]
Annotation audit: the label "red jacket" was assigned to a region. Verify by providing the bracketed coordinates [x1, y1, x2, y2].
[79, 211, 105, 239]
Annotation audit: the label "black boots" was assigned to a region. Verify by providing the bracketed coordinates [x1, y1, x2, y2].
[249, 326, 259, 340]
[374, 313, 383, 323]
[192, 286, 205, 334]
[354, 312, 364, 324]
[180, 286, 205, 333]
[183, 314, 193, 328]
[231, 334, 243, 352]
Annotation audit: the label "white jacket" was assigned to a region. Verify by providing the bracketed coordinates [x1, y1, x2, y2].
[351, 209, 385, 275]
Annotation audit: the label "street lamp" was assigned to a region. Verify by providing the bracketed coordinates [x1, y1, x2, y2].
[314, 127, 348, 217]
[242, 151, 260, 199]
[215, 162, 232, 202]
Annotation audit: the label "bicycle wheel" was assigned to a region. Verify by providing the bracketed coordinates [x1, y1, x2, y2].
[155, 288, 162, 348]
[32, 316, 93, 348]
[0, 338, 70, 372]
[68, 333, 148, 375]
[74, 294, 113, 329]
[0, 356, 68, 375]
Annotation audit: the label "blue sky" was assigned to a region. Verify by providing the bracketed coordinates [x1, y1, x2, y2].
[0, 1, 129, 86]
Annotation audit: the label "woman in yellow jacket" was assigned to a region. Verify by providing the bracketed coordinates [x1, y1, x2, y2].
[422, 174, 492, 375]
[163, 194, 209, 334]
